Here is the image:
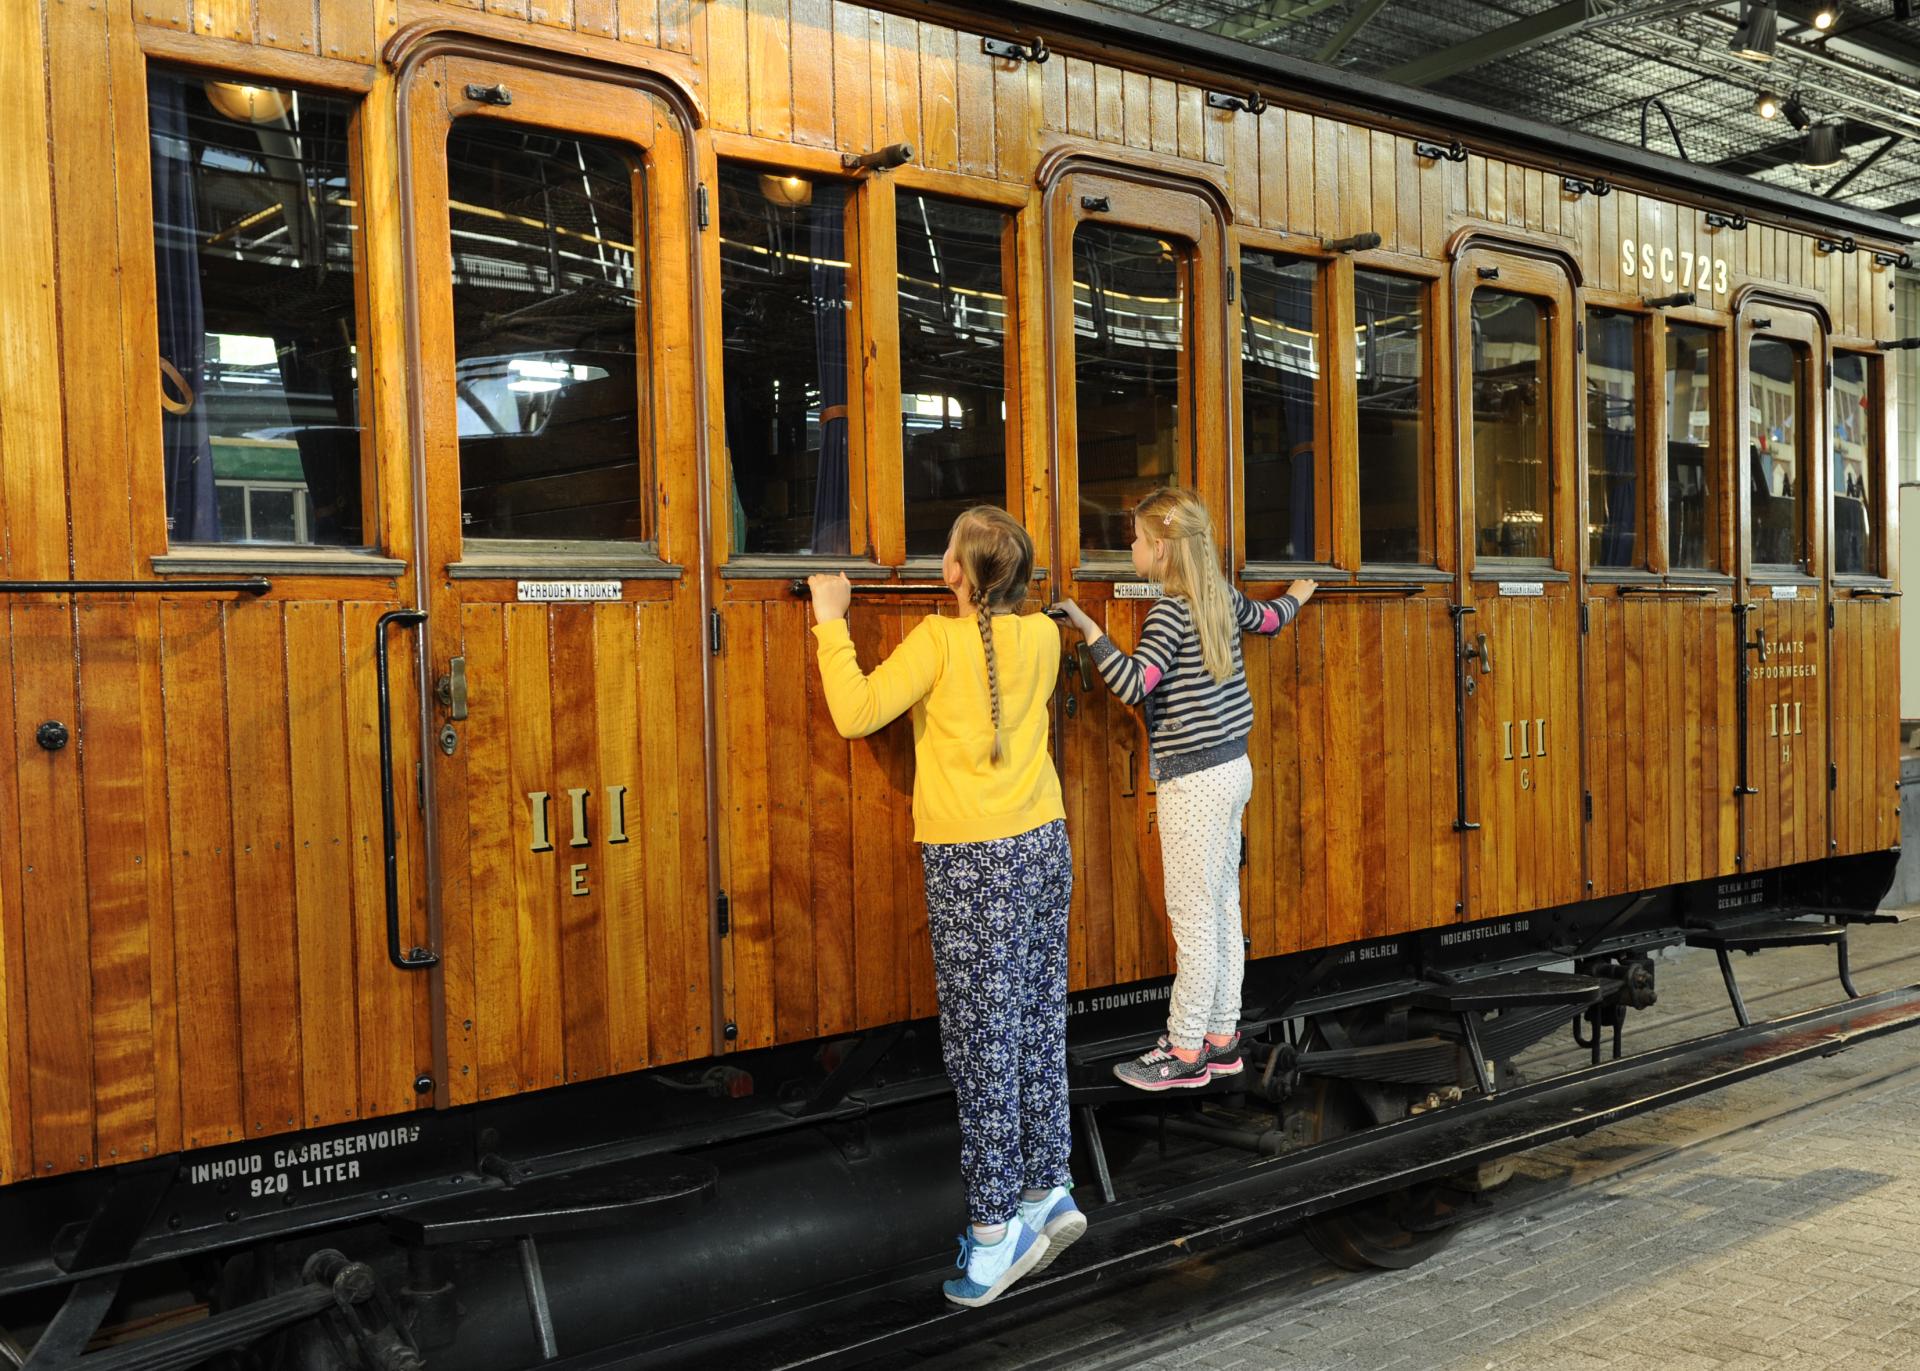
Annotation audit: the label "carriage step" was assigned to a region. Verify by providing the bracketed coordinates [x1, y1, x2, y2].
[386, 1154, 715, 1245]
[1685, 919, 1856, 1026]
[1410, 969, 1608, 1014]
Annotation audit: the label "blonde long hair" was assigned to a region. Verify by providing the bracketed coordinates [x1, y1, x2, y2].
[950, 506, 1035, 764]
[1135, 488, 1236, 684]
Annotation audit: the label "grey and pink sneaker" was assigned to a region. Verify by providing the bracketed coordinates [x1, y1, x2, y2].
[1113, 1045, 1210, 1091]
[1203, 1032, 1245, 1078]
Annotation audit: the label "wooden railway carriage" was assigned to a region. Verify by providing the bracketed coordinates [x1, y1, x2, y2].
[0, 0, 1912, 1363]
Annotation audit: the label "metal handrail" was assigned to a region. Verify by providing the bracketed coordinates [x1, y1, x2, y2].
[375, 609, 438, 972]
[0, 578, 270, 595]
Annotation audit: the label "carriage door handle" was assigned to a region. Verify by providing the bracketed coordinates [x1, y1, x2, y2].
[436, 656, 469, 720]
[1074, 642, 1095, 691]
[1464, 631, 1494, 674]
[1744, 627, 1768, 663]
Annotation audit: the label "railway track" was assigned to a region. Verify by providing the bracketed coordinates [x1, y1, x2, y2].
[893, 935, 1920, 1371]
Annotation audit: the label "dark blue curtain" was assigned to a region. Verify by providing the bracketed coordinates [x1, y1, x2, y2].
[810, 201, 850, 555]
[150, 75, 218, 542]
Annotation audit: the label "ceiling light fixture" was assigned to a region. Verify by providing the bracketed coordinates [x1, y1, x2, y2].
[1797, 123, 1847, 169]
[1811, 2, 1838, 29]
[1730, 0, 1779, 60]
[1783, 94, 1811, 130]
[1754, 90, 1782, 119]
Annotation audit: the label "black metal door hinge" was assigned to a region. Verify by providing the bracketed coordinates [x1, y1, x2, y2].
[1574, 321, 1585, 355]
[716, 890, 731, 935]
[1226, 267, 1236, 304]
[1240, 832, 1248, 868]
[1827, 602, 1836, 629]
[710, 609, 724, 655]
[1583, 791, 1593, 822]
[697, 183, 710, 230]
[1830, 763, 1838, 791]
[1580, 602, 1590, 634]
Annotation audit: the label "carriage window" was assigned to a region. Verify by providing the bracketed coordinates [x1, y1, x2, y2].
[718, 163, 857, 556]
[1355, 271, 1432, 564]
[149, 72, 366, 547]
[1747, 335, 1808, 570]
[1585, 308, 1640, 569]
[1074, 223, 1188, 553]
[1665, 323, 1718, 570]
[1471, 289, 1552, 562]
[897, 193, 1013, 557]
[447, 122, 648, 544]
[1832, 352, 1879, 576]
[1240, 252, 1321, 563]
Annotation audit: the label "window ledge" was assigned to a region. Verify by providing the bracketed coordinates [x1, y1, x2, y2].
[1470, 566, 1571, 583]
[1355, 565, 1450, 583]
[448, 557, 681, 580]
[153, 548, 405, 578]
[1745, 570, 1822, 587]
[721, 556, 893, 580]
[1238, 561, 1343, 583]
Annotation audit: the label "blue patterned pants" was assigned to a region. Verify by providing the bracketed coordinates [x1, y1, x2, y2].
[922, 818, 1074, 1225]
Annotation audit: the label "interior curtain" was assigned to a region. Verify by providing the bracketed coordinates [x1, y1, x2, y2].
[810, 199, 851, 555]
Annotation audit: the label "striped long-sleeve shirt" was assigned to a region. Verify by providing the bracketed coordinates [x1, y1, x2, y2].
[1088, 587, 1301, 782]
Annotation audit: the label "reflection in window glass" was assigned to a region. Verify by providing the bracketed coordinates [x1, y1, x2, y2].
[1585, 309, 1639, 568]
[1074, 223, 1186, 552]
[897, 193, 1012, 556]
[149, 72, 365, 546]
[1355, 271, 1431, 564]
[719, 164, 855, 555]
[1747, 335, 1806, 568]
[1471, 290, 1551, 562]
[1665, 324, 1717, 570]
[447, 121, 646, 543]
[1833, 353, 1877, 576]
[1240, 252, 1319, 563]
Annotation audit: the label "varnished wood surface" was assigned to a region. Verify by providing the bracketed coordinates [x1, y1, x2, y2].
[0, 0, 1900, 1185]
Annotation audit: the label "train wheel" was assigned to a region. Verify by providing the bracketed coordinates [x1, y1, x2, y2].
[1297, 1080, 1471, 1271]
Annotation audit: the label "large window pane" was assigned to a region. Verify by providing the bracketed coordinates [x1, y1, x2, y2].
[1833, 352, 1878, 576]
[149, 72, 365, 546]
[1665, 323, 1718, 570]
[897, 193, 1012, 556]
[718, 164, 855, 556]
[1240, 252, 1319, 563]
[1355, 271, 1431, 564]
[1585, 308, 1639, 569]
[447, 122, 647, 544]
[1747, 335, 1806, 569]
[1074, 223, 1186, 552]
[1471, 289, 1551, 562]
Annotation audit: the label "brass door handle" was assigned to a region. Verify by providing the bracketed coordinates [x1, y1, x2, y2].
[436, 655, 468, 721]
[1075, 642, 1095, 692]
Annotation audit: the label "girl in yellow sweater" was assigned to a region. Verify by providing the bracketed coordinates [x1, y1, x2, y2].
[809, 506, 1081, 1309]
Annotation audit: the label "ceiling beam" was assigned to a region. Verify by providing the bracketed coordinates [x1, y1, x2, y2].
[1316, 0, 1393, 62]
[1380, 0, 1589, 86]
[1204, 0, 1349, 43]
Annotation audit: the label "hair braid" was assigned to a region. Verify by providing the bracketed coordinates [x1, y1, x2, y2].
[977, 606, 1005, 765]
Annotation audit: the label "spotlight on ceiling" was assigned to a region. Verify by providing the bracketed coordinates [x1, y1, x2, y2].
[1754, 90, 1783, 119]
[1730, 0, 1779, 59]
[1797, 123, 1846, 169]
[1811, 2, 1838, 29]
[1783, 94, 1811, 130]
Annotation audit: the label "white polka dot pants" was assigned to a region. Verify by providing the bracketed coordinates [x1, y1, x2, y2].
[1157, 753, 1254, 1052]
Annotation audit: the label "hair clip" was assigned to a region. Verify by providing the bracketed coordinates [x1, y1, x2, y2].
[1162, 511, 1175, 527]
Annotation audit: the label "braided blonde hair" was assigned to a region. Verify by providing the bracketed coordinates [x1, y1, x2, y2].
[949, 506, 1034, 765]
[1134, 488, 1236, 683]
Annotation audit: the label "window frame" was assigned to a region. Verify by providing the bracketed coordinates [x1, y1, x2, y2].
[1655, 315, 1728, 579]
[1581, 303, 1652, 576]
[1232, 234, 1335, 573]
[1740, 311, 1823, 581]
[1348, 257, 1445, 574]
[1829, 347, 1887, 584]
[143, 62, 382, 564]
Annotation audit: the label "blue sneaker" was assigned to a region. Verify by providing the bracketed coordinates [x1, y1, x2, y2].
[942, 1218, 1050, 1308]
[1017, 1186, 1087, 1273]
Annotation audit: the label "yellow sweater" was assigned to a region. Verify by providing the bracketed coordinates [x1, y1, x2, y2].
[812, 612, 1066, 844]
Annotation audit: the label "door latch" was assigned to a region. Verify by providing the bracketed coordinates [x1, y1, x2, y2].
[436, 656, 468, 720]
[439, 723, 458, 756]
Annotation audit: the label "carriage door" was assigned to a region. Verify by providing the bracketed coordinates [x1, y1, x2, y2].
[407, 60, 714, 1105]
[1048, 170, 1227, 991]
[1455, 249, 1584, 917]
[1736, 305, 1829, 871]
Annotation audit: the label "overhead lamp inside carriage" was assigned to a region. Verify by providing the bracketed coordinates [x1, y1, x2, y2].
[758, 172, 813, 208]
[204, 80, 292, 123]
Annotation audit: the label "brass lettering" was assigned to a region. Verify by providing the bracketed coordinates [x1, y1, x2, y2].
[528, 792, 552, 852]
[1502, 721, 1514, 761]
[568, 788, 591, 847]
[570, 863, 590, 896]
[1519, 720, 1531, 759]
[606, 785, 629, 844]
[1535, 718, 1546, 757]
[1769, 703, 1778, 738]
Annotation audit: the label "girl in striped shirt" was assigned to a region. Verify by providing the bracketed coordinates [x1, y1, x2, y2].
[1057, 488, 1315, 1091]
